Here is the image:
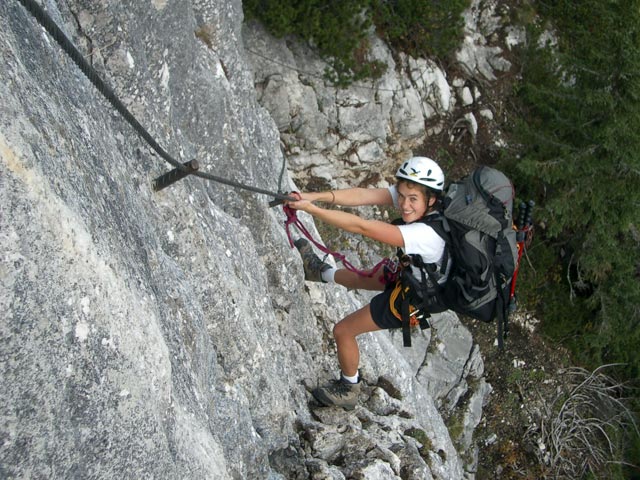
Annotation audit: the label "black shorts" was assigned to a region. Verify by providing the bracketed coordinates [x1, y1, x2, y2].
[370, 283, 449, 330]
[370, 287, 403, 329]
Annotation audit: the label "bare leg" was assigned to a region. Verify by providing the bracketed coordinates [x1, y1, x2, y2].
[334, 269, 386, 291]
[333, 304, 381, 377]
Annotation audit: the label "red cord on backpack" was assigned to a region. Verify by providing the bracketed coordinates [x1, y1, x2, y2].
[509, 200, 535, 303]
[282, 203, 393, 281]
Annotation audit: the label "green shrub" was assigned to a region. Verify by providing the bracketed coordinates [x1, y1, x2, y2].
[244, 0, 385, 86]
[371, 0, 470, 60]
[243, 0, 470, 85]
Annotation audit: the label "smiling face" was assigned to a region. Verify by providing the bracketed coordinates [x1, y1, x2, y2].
[397, 180, 433, 223]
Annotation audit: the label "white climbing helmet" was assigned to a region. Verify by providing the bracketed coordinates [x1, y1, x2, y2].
[395, 156, 445, 191]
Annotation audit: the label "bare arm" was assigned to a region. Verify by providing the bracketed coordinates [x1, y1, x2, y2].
[301, 187, 394, 207]
[287, 200, 405, 248]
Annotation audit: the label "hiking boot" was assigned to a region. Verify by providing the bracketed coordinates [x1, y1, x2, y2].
[294, 238, 331, 283]
[312, 377, 361, 410]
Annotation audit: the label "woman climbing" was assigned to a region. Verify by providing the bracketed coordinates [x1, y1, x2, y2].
[286, 156, 451, 410]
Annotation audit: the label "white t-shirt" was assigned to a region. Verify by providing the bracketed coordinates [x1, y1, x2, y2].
[388, 185, 449, 280]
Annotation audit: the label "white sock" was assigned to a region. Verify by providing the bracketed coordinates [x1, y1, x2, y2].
[321, 267, 337, 283]
[341, 371, 359, 384]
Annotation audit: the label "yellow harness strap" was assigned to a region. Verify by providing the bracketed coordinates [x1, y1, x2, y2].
[389, 280, 421, 327]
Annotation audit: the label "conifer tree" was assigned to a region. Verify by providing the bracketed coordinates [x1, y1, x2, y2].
[505, 0, 640, 379]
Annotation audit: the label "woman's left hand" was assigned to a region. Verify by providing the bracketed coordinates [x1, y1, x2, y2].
[285, 195, 316, 213]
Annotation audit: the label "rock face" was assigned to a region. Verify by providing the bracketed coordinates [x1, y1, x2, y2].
[244, 0, 521, 192]
[0, 1, 505, 478]
[244, 21, 453, 189]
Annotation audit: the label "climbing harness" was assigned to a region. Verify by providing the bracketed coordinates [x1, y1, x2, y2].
[15, 0, 294, 204]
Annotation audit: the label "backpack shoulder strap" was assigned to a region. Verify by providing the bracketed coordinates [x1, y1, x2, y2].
[392, 212, 451, 347]
[419, 211, 450, 240]
[418, 212, 450, 273]
[391, 212, 450, 276]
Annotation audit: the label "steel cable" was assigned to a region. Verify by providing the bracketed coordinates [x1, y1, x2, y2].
[16, 0, 294, 202]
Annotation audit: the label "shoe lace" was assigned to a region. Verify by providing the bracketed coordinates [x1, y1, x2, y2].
[326, 380, 354, 398]
[306, 252, 328, 271]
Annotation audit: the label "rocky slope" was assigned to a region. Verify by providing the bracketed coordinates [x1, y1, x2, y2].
[0, 0, 517, 478]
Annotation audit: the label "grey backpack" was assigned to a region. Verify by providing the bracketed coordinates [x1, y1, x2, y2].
[422, 166, 518, 346]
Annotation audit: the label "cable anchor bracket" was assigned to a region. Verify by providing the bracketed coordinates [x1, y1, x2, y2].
[152, 159, 199, 192]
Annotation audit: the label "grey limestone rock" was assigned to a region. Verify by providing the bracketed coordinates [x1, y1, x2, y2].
[1, 0, 499, 478]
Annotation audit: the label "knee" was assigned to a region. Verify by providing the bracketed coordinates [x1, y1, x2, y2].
[333, 321, 349, 342]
